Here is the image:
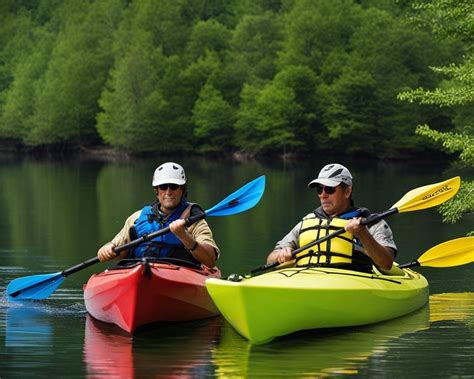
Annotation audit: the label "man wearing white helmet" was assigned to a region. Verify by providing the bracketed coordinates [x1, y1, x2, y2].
[97, 162, 219, 267]
[266, 163, 396, 272]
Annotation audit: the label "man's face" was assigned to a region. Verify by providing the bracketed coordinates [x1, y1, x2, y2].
[317, 184, 352, 216]
[155, 184, 184, 213]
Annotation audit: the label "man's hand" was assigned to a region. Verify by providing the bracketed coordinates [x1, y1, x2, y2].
[345, 217, 368, 237]
[345, 217, 395, 270]
[267, 247, 293, 264]
[97, 242, 116, 261]
[169, 219, 188, 240]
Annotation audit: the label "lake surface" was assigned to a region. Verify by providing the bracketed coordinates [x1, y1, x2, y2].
[0, 156, 473, 378]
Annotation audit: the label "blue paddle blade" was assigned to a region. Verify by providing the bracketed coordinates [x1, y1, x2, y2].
[205, 175, 265, 216]
[7, 272, 65, 300]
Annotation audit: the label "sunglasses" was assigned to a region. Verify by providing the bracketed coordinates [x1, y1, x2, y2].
[316, 184, 337, 195]
[158, 183, 181, 191]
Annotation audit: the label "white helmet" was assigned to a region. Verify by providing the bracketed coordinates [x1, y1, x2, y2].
[152, 162, 187, 187]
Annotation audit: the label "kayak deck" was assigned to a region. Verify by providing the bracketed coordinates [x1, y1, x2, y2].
[84, 260, 221, 333]
[206, 265, 429, 344]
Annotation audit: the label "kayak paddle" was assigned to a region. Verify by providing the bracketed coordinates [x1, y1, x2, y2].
[7, 175, 266, 300]
[398, 236, 473, 268]
[246, 176, 460, 277]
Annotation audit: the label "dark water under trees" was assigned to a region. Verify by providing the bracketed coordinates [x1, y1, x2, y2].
[0, 157, 472, 378]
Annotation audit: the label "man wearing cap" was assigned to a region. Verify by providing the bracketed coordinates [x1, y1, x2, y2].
[266, 163, 396, 271]
[97, 162, 219, 268]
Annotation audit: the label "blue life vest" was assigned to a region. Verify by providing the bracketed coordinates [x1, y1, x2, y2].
[132, 200, 189, 258]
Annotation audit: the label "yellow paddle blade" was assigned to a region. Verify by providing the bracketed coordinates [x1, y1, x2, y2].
[418, 237, 474, 268]
[391, 176, 460, 213]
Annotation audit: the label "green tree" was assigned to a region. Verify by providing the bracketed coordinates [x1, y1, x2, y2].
[267, 65, 322, 153]
[398, 0, 473, 233]
[180, 20, 230, 123]
[317, 6, 451, 155]
[97, 32, 171, 151]
[27, 0, 123, 145]
[317, 66, 379, 152]
[97, 0, 194, 152]
[278, 0, 362, 73]
[235, 81, 302, 155]
[185, 19, 231, 62]
[220, 11, 283, 102]
[0, 0, 123, 145]
[0, 5, 54, 141]
[0, 0, 469, 159]
[193, 83, 235, 153]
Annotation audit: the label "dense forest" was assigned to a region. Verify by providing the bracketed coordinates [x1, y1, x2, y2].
[0, 0, 471, 157]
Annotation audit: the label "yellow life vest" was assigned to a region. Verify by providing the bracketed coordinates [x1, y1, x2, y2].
[296, 215, 354, 266]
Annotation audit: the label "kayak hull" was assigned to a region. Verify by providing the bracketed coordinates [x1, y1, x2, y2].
[84, 261, 221, 333]
[206, 265, 429, 344]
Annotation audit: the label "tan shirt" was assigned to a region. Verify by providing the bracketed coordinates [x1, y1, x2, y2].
[111, 210, 220, 257]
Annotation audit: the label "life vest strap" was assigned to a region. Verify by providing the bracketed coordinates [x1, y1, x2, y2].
[300, 225, 342, 233]
[295, 251, 353, 264]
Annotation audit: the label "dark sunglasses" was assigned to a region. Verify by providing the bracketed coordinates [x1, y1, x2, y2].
[316, 184, 337, 195]
[158, 183, 181, 191]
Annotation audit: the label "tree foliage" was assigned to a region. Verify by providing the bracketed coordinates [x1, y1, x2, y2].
[398, 0, 473, 234]
[0, 0, 468, 157]
[193, 83, 235, 153]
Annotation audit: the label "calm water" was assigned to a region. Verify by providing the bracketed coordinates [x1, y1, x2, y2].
[0, 156, 473, 378]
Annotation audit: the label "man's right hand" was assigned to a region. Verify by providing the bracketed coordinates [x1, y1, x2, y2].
[97, 242, 117, 261]
[267, 247, 293, 264]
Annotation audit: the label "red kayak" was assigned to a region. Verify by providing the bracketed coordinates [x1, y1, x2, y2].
[83, 258, 221, 333]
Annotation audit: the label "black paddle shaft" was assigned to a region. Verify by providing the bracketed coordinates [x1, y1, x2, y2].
[61, 213, 206, 277]
[250, 208, 399, 275]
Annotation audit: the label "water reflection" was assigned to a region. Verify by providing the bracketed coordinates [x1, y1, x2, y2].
[1, 295, 86, 376]
[83, 315, 222, 378]
[5, 303, 53, 349]
[212, 305, 430, 377]
[212, 293, 474, 377]
[3, 291, 474, 378]
[429, 292, 474, 323]
[83, 317, 134, 378]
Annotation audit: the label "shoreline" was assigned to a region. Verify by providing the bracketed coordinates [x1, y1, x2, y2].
[0, 140, 453, 164]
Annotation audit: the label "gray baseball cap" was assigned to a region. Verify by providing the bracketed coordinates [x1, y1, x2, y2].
[308, 163, 353, 188]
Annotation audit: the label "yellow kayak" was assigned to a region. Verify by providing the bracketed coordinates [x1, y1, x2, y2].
[206, 264, 429, 344]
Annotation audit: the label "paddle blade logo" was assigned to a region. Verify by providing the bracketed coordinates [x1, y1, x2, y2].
[205, 176, 265, 216]
[421, 185, 453, 200]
